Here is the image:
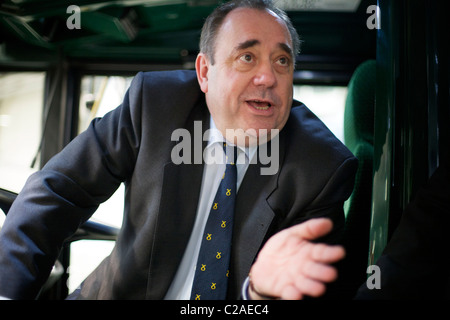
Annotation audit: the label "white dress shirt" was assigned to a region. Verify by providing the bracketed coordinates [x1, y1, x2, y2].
[164, 117, 256, 299]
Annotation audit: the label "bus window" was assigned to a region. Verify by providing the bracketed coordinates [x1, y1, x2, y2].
[0, 72, 45, 193]
[68, 239, 116, 293]
[78, 75, 133, 133]
[0, 209, 5, 228]
[293, 85, 348, 143]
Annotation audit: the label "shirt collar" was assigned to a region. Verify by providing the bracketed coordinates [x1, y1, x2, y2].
[206, 116, 257, 163]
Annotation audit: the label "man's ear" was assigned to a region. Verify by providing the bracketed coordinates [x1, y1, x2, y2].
[195, 53, 209, 93]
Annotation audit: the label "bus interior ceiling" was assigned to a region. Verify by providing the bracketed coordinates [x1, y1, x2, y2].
[0, 0, 376, 77]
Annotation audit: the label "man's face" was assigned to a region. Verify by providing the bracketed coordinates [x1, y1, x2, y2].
[196, 8, 294, 146]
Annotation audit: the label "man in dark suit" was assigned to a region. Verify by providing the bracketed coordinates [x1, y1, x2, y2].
[0, 0, 357, 300]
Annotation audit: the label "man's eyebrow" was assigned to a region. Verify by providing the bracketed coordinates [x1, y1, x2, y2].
[234, 39, 293, 58]
[235, 39, 260, 51]
[278, 43, 294, 58]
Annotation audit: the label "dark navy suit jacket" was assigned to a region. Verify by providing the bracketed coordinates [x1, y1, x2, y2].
[0, 70, 357, 299]
[355, 159, 450, 299]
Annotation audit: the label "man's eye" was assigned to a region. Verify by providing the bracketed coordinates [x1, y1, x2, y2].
[276, 57, 290, 66]
[239, 54, 253, 63]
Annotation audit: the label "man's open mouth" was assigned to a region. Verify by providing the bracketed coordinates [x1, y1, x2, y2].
[247, 100, 273, 111]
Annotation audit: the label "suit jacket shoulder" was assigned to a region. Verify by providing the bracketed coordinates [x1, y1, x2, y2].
[268, 101, 358, 237]
[286, 101, 355, 166]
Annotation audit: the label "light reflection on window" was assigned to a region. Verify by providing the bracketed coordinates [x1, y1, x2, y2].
[0, 72, 45, 193]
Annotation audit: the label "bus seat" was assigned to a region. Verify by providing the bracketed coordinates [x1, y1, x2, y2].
[333, 60, 376, 299]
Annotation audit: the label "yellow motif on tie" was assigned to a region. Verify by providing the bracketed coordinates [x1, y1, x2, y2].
[226, 189, 231, 196]
[206, 233, 212, 241]
[195, 294, 201, 300]
[221, 221, 226, 228]
[211, 283, 217, 290]
[213, 202, 218, 210]
[216, 252, 222, 259]
[226, 156, 235, 165]
[226, 270, 229, 277]
[201, 264, 206, 271]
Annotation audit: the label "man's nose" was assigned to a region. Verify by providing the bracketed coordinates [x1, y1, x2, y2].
[253, 61, 277, 87]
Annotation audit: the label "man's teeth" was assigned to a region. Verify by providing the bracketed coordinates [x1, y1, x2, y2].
[252, 101, 272, 110]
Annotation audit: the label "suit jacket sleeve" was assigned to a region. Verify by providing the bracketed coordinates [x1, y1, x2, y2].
[0, 72, 146, 299]
[355, 159, 450, 299]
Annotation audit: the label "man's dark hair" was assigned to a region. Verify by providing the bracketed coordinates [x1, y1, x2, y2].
[200, 0, 301, 65]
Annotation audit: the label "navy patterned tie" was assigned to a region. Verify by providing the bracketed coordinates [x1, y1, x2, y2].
[190, 143, 238, 300]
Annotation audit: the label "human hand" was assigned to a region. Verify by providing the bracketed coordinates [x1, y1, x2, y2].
[248, 218, 345, 300]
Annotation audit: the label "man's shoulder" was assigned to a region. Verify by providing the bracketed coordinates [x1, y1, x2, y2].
[138, 69, 198, 90]
[128, 69, 205, 120]
[285, 101, 355, 163]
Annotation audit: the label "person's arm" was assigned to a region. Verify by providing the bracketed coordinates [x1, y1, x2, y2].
[0, 73, 144, 299]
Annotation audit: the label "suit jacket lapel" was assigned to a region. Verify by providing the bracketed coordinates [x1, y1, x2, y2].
[227, 131, 287, 298]
[146, 103, 209, 299]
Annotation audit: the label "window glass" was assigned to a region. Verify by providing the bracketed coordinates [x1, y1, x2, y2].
[0, 209, 5, 228]
[293, 85, 348, 143]
[68, 239, 116, 292]
[0, 72, 45, 193]
[78, 76, 133, 133]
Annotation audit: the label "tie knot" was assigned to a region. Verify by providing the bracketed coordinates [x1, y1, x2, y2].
[223, 143, 238, 165]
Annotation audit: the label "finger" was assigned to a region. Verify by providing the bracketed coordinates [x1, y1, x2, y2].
[293, 275, 327, 298]
[311, 243, 346, 263]
[280, 284, 303, 300]
[288, 218, 334, 241]
[301, 260, 338, 282]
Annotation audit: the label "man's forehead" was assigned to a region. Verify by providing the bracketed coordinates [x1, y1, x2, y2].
[219, 8, 293, 51]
